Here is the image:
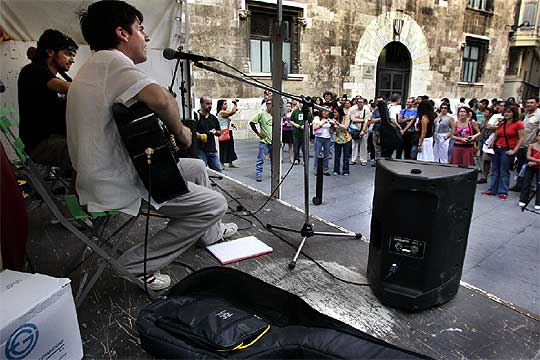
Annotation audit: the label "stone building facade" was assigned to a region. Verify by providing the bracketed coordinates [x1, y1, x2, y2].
[503, 0, 540, 102]
[185, 0, 517, 138]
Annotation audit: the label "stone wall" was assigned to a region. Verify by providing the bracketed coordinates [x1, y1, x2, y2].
[186, 0, 516, 139]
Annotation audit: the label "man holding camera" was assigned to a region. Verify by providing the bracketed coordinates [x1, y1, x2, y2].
[195, 96, 222, 172]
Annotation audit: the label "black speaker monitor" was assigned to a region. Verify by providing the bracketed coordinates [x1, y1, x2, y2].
[367, 159, 477, 311]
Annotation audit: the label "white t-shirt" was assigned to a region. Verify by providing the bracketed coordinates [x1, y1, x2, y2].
[482, 114, 503, 155]
[388, 103, 402, 122]
[349, 104, 371, 122]
[66, 50, 157, 216]
[312, 117, 332, 138]
[523, 108, 540, 146]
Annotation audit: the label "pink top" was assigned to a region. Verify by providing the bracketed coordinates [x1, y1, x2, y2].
[455, 122, 473, 139]
[454, 121, 474, 146]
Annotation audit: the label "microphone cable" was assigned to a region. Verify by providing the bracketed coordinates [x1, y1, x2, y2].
[168, 58, 181, 98]
[209, 175, 370, 287]
[209, 160, 295, 216]
[142, 148, 154, 300]
[520, 189, 540, 215]
[251, 160, 296, 215]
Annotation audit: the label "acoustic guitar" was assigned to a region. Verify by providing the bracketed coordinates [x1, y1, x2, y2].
[113, 102, 189, 203]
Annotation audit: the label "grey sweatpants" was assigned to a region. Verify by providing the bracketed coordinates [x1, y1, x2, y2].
[118, 158, 227, 274]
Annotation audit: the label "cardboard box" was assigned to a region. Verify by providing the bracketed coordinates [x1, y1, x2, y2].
[0, 270, 83, 359]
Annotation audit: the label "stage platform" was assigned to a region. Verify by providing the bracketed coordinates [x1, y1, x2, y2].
[25, 173, 539, 359]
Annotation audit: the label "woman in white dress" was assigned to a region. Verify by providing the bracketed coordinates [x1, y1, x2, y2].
[433, 103, 454, 163]
[416, 100, 436, 162]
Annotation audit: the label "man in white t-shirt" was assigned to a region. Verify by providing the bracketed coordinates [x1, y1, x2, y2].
[387, 93, 402, 125]
[67, 0, 237, 291]
[510, 96, 540, 191]
[348, 97, 371, 165]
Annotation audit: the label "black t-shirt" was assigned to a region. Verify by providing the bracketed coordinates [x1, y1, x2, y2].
[415, 116, 434, 138]
[195, 111, 220, 153]
[18, 62, 68, 150]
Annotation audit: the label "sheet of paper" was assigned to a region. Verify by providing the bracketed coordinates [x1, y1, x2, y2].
[206, 236, 273, 265]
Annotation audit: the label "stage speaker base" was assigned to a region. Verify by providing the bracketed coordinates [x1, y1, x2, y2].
[367, 159, 477, 311]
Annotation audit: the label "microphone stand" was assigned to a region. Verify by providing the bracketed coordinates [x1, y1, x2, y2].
[192, 61, 362, 270]
[169, 54, 197, 158]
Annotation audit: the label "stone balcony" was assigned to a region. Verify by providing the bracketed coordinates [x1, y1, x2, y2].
[510, 26, 540, 49]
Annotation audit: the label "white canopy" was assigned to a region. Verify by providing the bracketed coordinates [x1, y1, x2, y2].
[0, 1, 186, 113]
[0, 0, 182, 49]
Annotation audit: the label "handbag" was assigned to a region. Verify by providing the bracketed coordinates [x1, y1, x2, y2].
[219, 120, 231, 142]
[348, 109, 363, 138]
[348, 122, 360, 133]
[219, 128, 230, 141]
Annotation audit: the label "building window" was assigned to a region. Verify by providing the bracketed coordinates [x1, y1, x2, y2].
[522, 2, 538, 28]
[506, 49, 521, 76]
[248, 2, 301, 74]
[461, 38, 488, 83]
[467, 0, 494, 12]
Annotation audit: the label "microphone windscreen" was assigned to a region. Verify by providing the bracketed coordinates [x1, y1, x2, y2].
[163, 48, 177, 60]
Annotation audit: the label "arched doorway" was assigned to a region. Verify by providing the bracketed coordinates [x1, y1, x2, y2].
[375, 42, 411, 103]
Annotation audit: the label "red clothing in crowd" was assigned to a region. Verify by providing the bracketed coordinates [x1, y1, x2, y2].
[494, 120, 524, 148]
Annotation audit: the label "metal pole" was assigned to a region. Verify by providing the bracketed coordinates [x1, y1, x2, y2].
[183, 0, 193, 119]
[302, 108, 310, 223]
[270, 0, 283, 198]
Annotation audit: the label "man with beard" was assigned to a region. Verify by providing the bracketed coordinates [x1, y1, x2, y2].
[18, 29, 78, 168]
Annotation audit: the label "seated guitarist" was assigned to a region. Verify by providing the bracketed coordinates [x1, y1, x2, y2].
[66, 0, 237, 291]
[18, 29, 78, 169]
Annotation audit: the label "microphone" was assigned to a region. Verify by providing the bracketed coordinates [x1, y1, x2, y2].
[162, 48, 216, 62]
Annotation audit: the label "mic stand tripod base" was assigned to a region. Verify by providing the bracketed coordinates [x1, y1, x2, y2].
[266, 223, 362, 269]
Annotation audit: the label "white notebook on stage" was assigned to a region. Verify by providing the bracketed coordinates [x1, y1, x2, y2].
[206, 236, 273, 265]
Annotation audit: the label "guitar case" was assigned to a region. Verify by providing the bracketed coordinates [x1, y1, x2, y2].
[137, 267, 430, 359]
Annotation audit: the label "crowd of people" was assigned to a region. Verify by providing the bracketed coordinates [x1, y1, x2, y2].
[240, 91, 539, 209]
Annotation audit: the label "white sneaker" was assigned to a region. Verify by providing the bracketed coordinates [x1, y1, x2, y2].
[535, 205, 540, 210]
[137, 271, 171, 291]
[221, 222, 238, 239]
[519, 202, 526, 207]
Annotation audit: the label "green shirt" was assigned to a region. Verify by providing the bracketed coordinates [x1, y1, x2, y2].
[475, 109, 485, 125]
[335, 115, 352, 144]
[291, 108, 310, 138]
[250, 110, 273, 144]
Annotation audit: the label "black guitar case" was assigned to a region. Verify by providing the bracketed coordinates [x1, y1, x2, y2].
[137, 267, 430, 359]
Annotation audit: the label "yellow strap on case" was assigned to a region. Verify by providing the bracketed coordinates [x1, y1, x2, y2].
[217, 325, 271, 352]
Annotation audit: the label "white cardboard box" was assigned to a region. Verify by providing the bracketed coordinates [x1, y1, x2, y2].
[0, 270, 83, 360]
